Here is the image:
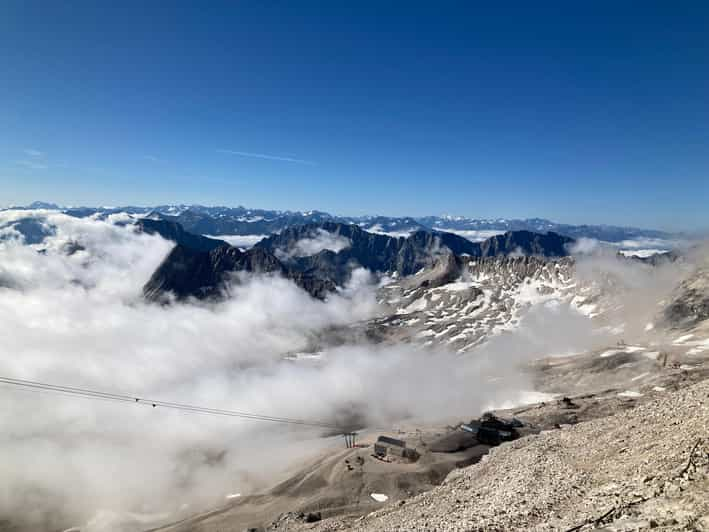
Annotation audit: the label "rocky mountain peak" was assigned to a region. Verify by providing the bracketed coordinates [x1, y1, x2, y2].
[142, 220, 577, 303]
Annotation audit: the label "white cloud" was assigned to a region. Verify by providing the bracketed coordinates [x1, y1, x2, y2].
[276, 228, 351, 260]
[204, 234, 267, 249]
[16, 149, 48, 169]
[0, 211, 385, 530]
[217, 148, 316, 166]
[443, 229, 505, 243]
[618, 248, 669, 258]
[365, 224, 416, 238]
[568, 236, 685, 257]
[508, 246, 527, 258]
[16, 159, 48, 170]
[568, 237, 601, 255]
[613, 237, 683, 252]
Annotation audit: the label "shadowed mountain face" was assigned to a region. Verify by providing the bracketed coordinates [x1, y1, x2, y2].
[663, 266, 709, 328]
[144, 221, 575, 302]
[135, 219, 228, 252]
[0, 218, 56, 244]
[477, 230, 574, 257]
[143, 244, 337, 301]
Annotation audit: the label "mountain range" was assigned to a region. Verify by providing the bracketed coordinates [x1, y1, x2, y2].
[6, 202, 672, 244]
[142, 219, 574, 302]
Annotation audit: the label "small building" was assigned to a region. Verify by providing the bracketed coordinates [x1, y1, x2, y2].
[461, 413, 522, 446]
[373, 435, 419, 461]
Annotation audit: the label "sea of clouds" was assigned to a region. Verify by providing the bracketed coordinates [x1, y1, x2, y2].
[0, 209, 690, 531]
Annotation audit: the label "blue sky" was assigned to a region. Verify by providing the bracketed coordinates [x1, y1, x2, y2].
[1, 1, 708, 230]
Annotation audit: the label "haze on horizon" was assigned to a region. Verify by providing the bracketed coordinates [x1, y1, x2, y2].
[1, 2, 708, 231]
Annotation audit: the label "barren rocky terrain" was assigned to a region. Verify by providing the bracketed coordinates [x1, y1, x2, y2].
[298, 378, 708, 532]
[149, 334, 709, 532]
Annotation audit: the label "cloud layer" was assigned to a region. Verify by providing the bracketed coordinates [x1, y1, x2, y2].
[0, 210, 687, 531]
[276, 228, 352, 260]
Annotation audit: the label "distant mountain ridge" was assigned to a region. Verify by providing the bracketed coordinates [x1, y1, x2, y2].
[3, 201, 673, 244]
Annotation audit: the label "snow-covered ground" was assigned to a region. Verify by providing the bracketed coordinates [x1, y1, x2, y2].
[373, 256, 613, 353]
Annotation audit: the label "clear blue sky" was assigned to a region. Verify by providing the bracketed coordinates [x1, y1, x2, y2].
[1, 1, 708, 230]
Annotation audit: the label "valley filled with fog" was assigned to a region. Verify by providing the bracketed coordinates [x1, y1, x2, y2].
[0, 208, 700, 531]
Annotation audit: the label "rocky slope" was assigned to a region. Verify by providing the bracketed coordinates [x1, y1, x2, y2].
[369, 255, 587, 351]
[477, 230, 574, 257]
[663, 266, 709, 329]
[146, 328, 709, 532]
[149, 427, 497, 532]
[300, 377, 709, 532]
